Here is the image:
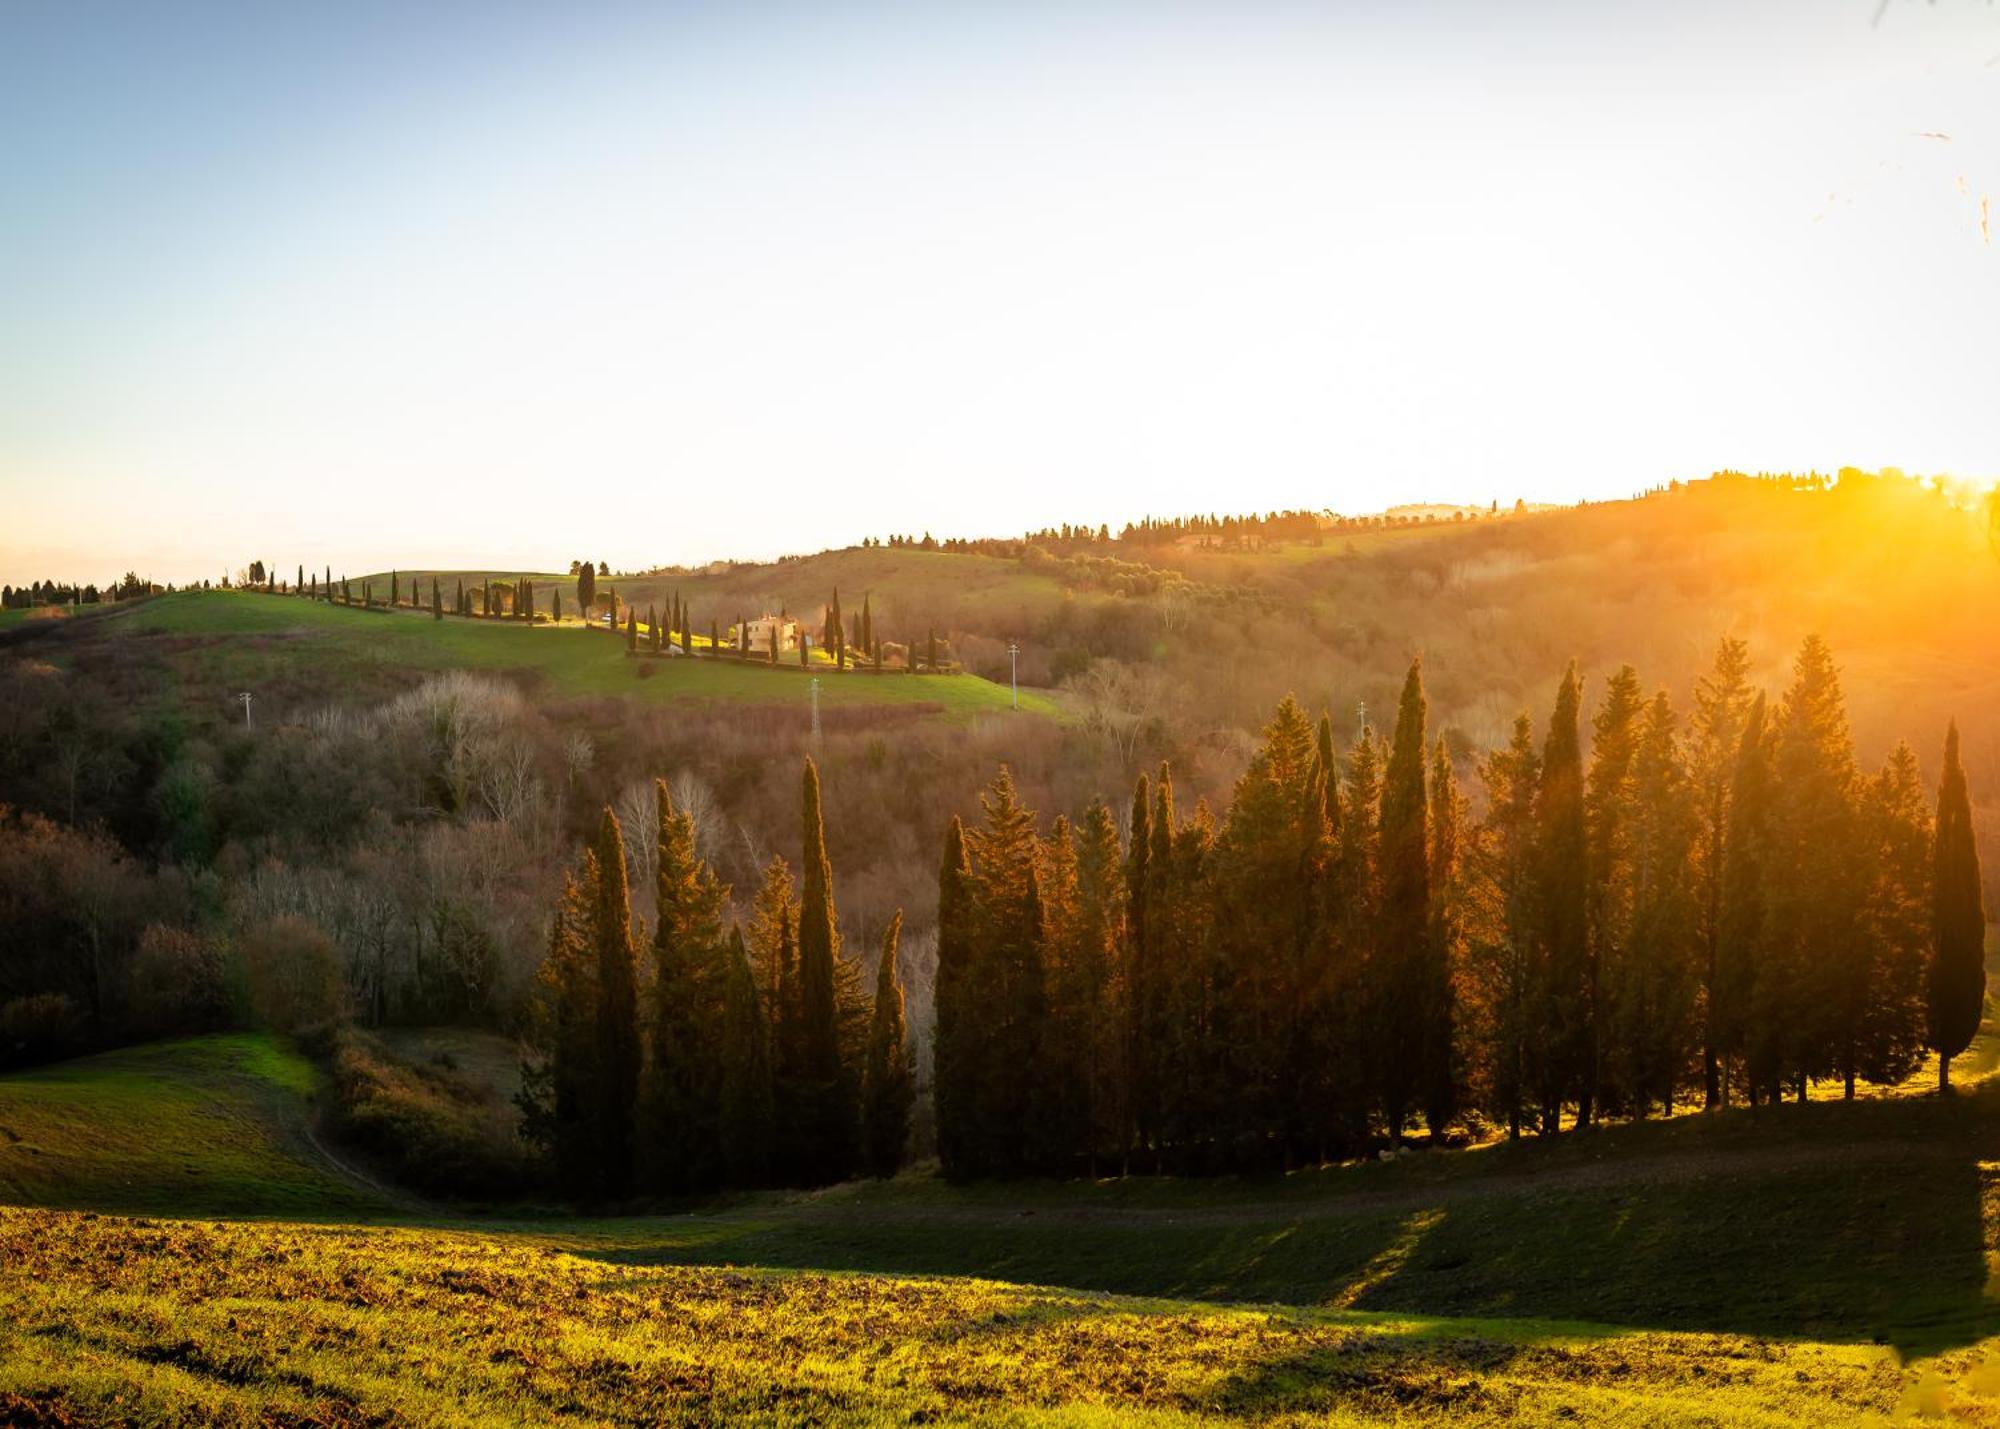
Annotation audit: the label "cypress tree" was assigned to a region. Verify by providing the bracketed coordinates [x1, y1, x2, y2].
[710, 618, 719, 655]
[1210, 696, 1324, 1164]
[1124, 773, 1154, 1163]
[1930, 720, 1985, 1092]
[626, 609, 638, 653]
[1470, 713, 1541, 1138]
[648, 604, 661, 654]
[861, 594, 873, 656]
[1375, 660, 1432, 1144]
[297, 563, 304, 595]
[719, 926, 774, 1186]
[643, 780, 731, 1193]
[682, 620, 693, 657]
[455, 577, 465, 617]
[517, 871, 599, 1197]
[860, 911, 915, 1178]
[928, 628, 938, 673]
[795, 759, 855, 1183]
[522, 578, 534, 621]
[1716, 695, 1772, 1102]
[1531, 663, 1588, 1134]
[968, 768, 1051, 1174]
[578, 564, 597, 620]
[1423, 735, 1462, 1139]
[551, 588, 561, 623]
[1764, 635, 1862, 1103]
[1616, 691, 1700, 1117]
[364, 581, 373, 609]
[391, 570, 399, 606]
[431, 578, 441, 620]
[587, 808, 641, 1196]
[934, 816, 975, 1177]
[1851, 741, 1931, 1097]
[1691, 636, 1754, 1107]
[769, 624, 778, 664]
[1582, 664, 1644, 1124]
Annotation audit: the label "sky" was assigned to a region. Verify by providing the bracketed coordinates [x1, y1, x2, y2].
[3, 0, 1998, 586]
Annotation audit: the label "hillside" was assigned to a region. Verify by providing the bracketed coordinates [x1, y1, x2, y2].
[5, 1030, 2000, 1421]
[0, 1035, 387, 1219]
[399, 473, 2000, 892]
[115, 590, 1060, 722]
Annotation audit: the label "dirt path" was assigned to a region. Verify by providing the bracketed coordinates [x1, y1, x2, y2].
[297, 1117, 448, 1221]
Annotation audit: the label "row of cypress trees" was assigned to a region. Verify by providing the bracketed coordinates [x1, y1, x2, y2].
[934, 636, 1985, 1177]
[517, 760, 914, 1199]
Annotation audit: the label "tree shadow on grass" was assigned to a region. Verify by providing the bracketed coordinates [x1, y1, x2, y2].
[577, 1090, 2000, 1360]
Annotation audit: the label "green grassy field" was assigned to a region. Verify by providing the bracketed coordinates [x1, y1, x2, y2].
[118, 590, 1061, 720]
[5, 1033, 2000, 1421]
[0, 1205, 1926, 1427]
[0, 1035, 381, 1219]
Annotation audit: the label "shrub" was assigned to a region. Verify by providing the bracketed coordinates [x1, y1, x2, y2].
[239, 915, 344, 1033]
[325, 1030, 536, 1200]
[123, 924, 230, 1040]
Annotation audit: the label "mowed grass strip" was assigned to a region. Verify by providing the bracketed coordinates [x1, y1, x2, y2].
[121, 591, 1061, 720]
[0, 1207, 1924, 1427]
[0, 1035, 382, 1219]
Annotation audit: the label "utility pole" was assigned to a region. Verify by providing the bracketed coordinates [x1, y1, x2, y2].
[237, 691, 254, 731]
[1007, 642, 1020, 710]
[809, 677, 822, 743]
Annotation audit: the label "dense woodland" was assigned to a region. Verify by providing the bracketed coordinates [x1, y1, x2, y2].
[518, 635, 1985, 1193]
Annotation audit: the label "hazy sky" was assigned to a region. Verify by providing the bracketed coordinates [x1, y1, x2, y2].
[4, 0, 1998, 584]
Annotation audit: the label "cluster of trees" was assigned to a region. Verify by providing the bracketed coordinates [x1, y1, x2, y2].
[518, 760, 914, 1198]
[1, 579, 151, 608]
[930, 637, 1984, 1176]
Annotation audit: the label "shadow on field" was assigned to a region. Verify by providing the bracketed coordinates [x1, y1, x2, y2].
[579, 1085, 2000, 1359]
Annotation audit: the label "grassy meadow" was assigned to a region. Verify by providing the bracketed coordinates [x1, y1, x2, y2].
[6, 1030, 2000, 1422]
[116, 590, 1061, 721]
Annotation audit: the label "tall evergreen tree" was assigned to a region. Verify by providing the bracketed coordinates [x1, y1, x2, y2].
[587, 808, 641, 1196]
[1614, 691, 1699, 1116]
[933, 816, 976, 1177]
[390, 570, 399, 606]
[518, 871, 599, 1196]
[1468, 713, 1541, 1138]
[1423, 736, 1463, 1138]
[642, 780, 732, 1193]
[860, 911, 915, 1178]
[1375, 660, 1431, 1143]
[431, 577, 442, 620]
[1124, 772, 1155, 1163]
[1716, 695, 1772, 1102]
[578, 564, 597, 620]
[1850, 741, 1930, 1097]
[1530, 663, 1588, 1134]
[626, 609, 638, 652]
[794, 759, 856, 1183]
[1763, 636, 1862, 1102]
[1211, 696, 1326, 1164]
[1930, 721, 1985, 1092]
[1582, 664, 1644, 1123]
[968, 767, 1053, 1174]
[1690, 636, 1754, 1106]
[718, 926, 774, 1186]
[1073, 797, 1130, 1171]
